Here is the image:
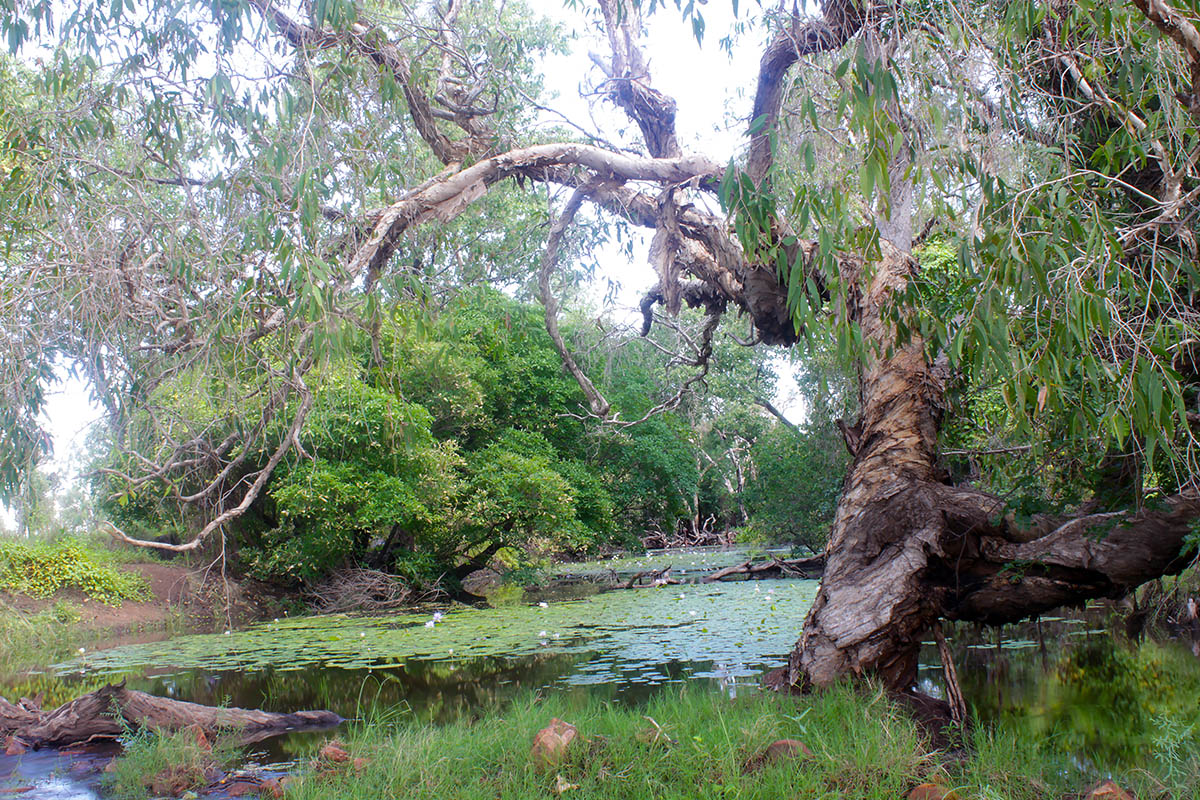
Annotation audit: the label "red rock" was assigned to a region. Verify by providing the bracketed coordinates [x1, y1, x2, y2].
[907, 783, 960, 800]
[530, 718, 578, 770]
[352, 757, 369, 771]
[763, 739, 812, 761]
[224, 779, 261, 796]
[260, 778, 284, 799]
[4, 736, 27, 756]
[318, 741, 350, 763]
[1085, 780, 1135, 800]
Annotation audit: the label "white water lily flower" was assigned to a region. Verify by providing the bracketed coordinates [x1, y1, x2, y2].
[424, 620, 436, 629]
[538, 601, 548, 608]
[539, 630, 548, 637]
[78, 647, 86, 654]
[359, 632, 366, 638]
[223, 630, 231, 635]
[432, 611, 444, 622]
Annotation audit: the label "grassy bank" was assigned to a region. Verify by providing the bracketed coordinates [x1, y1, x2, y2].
[0, 536, 156, 671]
[104, 681, 1199, 800]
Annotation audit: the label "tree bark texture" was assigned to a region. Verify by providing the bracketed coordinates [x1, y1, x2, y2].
[0, 684, 341, 748]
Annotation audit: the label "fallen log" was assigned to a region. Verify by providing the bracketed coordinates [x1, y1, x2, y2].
[702, 555, 825, 583]
[0, 683, 341, 748]
[623, 565, 679, 589]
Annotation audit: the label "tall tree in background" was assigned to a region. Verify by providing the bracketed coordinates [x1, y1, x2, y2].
[1, 0, 1198, 694]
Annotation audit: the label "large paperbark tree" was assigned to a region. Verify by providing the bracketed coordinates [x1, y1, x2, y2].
[1, 0, 1198, 694]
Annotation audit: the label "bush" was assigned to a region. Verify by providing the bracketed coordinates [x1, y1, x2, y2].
[0, 538, 152, 606]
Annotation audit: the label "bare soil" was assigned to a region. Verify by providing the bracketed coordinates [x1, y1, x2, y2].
[5, 563, 280, 635]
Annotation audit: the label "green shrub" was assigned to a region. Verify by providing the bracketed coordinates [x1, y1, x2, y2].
[0, 538, 151, 606]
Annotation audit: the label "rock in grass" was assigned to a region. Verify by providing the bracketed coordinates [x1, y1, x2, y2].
[318, 741, 351, 763]
[531, 718, 578, 770]
[906, 783, 960, 800]
[764, 739, 811, 760]
[4, 736, 26, 756]
[742, 738, 812, 773]
[1084, 780, 1135, 800]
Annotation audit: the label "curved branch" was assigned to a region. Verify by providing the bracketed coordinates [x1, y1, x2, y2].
[935, 485, 1200, 624]
[107, 367, 315, 553]
[539, 188, 612, 419]
[746, 4, 862, 185]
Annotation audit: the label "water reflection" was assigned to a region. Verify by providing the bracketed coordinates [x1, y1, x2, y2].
[916, 613, 1200, 769]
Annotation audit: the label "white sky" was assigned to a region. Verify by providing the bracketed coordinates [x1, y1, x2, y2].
[7, 0, 805, 523]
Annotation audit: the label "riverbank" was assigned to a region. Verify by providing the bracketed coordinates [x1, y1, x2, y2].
[99, 683, 1194, 800]
[0, 550, 290, 673]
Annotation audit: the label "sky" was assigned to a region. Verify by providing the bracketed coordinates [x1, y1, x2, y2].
[6, 0, 805, 525]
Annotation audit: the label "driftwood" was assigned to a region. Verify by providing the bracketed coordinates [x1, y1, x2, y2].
[702, 556, 826, 583]
[623, 565, 679, 589]
[0, 683, 341, 748]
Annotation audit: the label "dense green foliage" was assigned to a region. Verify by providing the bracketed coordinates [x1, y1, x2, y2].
[0, 538, 150, 606]
[742, 425, 844, 551]
[92, 289, 827, 588]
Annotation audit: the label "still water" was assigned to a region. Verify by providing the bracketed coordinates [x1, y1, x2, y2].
[2, 547, 1198, 798]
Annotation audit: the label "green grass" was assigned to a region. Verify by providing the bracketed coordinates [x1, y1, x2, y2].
[278, 685, 1077, 800]
[103, 725, 244, 800]
[0, 596, 95, 671]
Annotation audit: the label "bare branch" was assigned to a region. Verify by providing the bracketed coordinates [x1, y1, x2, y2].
[539, 188, 612, 419]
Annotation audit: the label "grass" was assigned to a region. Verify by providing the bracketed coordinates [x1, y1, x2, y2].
[273, 684, 1084, 800]
[103, 725, 244, 800]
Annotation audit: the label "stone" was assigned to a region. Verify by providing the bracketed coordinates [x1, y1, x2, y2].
[762, 739, 812, 761]
[352, 757, 369, 771]
[742, 738, 812, 773]
[318, 741, 350, 763]
[907, 783, 960, 800]
[530, 718, 578, 770]
[1085, 780, 1135, 800]
[260, 779, 285, 799]
[4, 736, 26, 756]
[223, 780, 261, 797]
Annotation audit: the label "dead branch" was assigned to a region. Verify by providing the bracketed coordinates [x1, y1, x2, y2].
[702, 555, 826, 582]
[539, 187, 613, 419]
[0, 684, 340, 748]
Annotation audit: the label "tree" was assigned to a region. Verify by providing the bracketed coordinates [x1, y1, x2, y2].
[1, 0, 1198, 697]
